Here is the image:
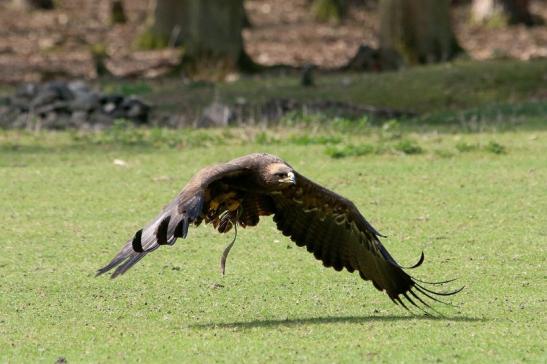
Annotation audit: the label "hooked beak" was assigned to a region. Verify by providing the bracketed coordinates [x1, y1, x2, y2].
[281, 171, 296, 185]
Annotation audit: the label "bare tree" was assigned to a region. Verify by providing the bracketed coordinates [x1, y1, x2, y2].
[378, 0, 462, 67]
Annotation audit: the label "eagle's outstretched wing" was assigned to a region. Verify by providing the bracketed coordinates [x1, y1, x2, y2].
[96, 160, 254, 278]
[97, 153, 461, 314]
[271, 172, 462, 313]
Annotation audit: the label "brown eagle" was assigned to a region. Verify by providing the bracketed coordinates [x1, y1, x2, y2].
[97, 153, 461, 313]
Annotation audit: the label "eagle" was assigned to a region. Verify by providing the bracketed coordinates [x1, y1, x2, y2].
[97, 153, 461, 314]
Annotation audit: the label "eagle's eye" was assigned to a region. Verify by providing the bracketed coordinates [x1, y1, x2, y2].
[275, 172, 288, 178]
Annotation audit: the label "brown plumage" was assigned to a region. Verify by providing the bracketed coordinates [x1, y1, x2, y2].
[97, 153, 462, 314]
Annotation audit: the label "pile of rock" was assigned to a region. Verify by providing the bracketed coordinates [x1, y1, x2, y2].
[0, 80, 416, 130]
[0, 81, 150, 130]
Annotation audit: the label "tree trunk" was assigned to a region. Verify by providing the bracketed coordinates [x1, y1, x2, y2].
[10, 0, 54, 10]
[242, 1, 252, 28]
[141, 0, 250, 71]
[378, 0, 462, 67]
[312, 0, 347, 23]
[111, 0, 127, 25]
[147, 0, 189, 48]
[471, 0, 535, 26]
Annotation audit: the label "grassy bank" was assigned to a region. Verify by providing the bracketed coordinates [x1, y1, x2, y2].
[119, 59, 547, 116]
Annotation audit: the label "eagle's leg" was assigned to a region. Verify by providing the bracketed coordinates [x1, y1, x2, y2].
[219, 208, 241, 276]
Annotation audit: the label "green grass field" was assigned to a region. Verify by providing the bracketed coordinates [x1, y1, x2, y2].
[1, 120, 545, 362]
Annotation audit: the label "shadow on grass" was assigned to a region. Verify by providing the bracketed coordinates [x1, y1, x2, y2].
[190, 314, 486, 330]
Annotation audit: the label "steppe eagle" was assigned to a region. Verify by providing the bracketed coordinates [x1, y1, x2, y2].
[97, 153, 461, 313]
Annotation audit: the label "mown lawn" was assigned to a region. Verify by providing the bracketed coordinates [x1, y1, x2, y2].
[0, 122, 545, 363]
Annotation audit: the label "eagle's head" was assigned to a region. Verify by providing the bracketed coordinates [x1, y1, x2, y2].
[262, 162, 296, 189]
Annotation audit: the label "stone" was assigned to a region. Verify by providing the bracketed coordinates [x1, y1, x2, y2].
[70, 92, 100, 112]
[0, 80, 151, 129]
[120, 96, 150, 124]
[196, 102, 234, 128]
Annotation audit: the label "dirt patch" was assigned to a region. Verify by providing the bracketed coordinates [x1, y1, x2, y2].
[0, 0, 545, 83]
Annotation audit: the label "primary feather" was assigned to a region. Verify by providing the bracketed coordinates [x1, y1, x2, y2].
[97, 153, 462, 313]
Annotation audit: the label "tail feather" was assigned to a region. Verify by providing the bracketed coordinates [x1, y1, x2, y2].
[96, 193, 204, 278]
[96, 238, 159, 279]
[110, 250, 150, 278]
[96, 242, 137, 276]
